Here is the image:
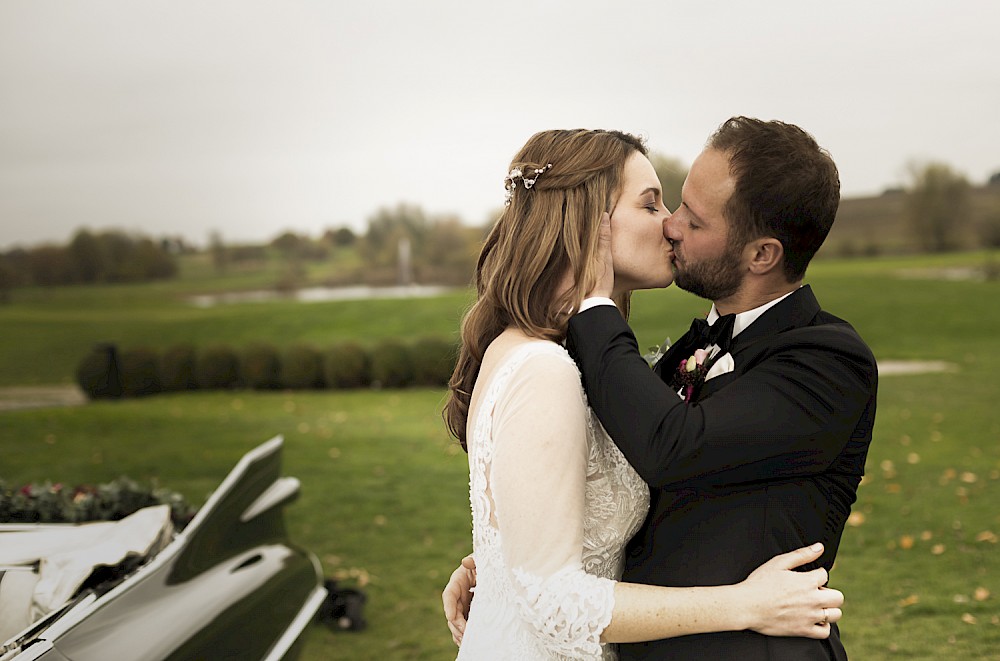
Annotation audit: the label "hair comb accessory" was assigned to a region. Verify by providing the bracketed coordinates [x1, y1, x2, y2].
[504, 163, 553, 206]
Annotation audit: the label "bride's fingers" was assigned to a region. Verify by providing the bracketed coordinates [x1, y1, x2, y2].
[817, 586, 844, 607]
[448, 620, 464, 647]
[822, 607, 843, 624]
[598, 211, 611, 242]
[764, 542, 825, 572]
[586, 212, 615, 298]
[804, 566, 829, 588]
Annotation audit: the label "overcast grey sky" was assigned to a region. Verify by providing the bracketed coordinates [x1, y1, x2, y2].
[2, 0, 998, 249]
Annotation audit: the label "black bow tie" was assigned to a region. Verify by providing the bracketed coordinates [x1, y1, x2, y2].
[689, 314, 736, 353]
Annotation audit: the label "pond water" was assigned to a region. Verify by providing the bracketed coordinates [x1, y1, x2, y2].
[189, 284, 454, 307]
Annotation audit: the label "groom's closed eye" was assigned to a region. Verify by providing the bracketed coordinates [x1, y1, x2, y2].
[678, 202, 703, 229]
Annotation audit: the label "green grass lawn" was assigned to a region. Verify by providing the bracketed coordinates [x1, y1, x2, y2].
[1, 252, 998, 659]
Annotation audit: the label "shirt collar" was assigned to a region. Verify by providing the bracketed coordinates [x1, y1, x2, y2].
[706, 287, 800, 338]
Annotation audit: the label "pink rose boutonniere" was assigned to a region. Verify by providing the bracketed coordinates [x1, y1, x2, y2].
[673, 348, 712, 402]
[672, 347, 737, 403]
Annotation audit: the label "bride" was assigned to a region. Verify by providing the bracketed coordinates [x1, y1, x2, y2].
[441, 129, 843, 659]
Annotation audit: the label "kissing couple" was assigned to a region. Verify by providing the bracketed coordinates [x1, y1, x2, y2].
[441, 117, 877, 660]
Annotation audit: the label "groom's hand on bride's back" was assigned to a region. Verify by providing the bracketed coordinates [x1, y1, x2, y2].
[585, 212, 615, 300]
[442, 554, 477, 646]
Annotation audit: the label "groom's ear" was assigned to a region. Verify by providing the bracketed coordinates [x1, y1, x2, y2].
[746, 237, 784, 276]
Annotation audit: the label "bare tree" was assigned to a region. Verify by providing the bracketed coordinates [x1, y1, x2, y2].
[209, 231, 228, 274]
[650, 153, 688, 210]
[905, 161, 971, 252]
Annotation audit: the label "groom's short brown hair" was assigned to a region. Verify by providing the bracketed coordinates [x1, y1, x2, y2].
[709, 117, 840, 282]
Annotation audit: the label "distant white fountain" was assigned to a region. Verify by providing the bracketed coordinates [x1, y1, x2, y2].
[188, 233, 456, 307]
[398, 235, 413, 286]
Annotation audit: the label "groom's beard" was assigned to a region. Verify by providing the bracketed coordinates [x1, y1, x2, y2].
[672, 243, 744, 301]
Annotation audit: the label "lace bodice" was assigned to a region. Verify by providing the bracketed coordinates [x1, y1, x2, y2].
[458, 340, 649, 660]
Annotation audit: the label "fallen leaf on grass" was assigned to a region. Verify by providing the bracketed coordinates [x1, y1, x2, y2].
[900, 535, 914, 549]
[920, 530, 933, 541]
[332, 567, 371, 587]
[932, 544, 946, 555]
[961, 613, 977, 625]
[960, 471, 977, 483]
[898, 594, 919, 607]
[975, 530, 998, 543]
[847, 512, 866, 527]
[974, 587, 991, 601]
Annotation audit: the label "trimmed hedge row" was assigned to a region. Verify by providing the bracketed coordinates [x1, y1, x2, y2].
[75, 338, 457, 400]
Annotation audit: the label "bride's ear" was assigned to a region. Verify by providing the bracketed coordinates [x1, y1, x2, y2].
[746, 238, 784, 276]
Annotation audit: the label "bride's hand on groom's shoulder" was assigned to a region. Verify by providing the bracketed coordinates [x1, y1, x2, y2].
[442, 554, 477, 646]
[739, 543, 844, 639]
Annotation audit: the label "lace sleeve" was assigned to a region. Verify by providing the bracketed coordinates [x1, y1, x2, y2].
[490, 349, 616, 657]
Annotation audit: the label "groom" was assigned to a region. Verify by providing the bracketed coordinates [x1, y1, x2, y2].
[566, 116, 876, 659]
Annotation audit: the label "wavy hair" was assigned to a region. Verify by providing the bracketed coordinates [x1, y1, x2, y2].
[444, 129, 647, 449]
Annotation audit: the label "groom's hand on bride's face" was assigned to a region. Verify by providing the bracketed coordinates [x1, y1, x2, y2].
[586, 212, 615, 300]
[443, 554, 477, 646]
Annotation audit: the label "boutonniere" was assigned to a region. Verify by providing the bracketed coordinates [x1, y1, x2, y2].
[669, 347, 734, 403]
[643, 337, 671, 368]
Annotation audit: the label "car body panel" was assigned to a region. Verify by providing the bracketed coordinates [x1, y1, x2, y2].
[2, 436, 325, 661]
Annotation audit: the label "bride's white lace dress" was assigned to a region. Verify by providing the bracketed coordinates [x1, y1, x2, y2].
[457, 340, 649, 660]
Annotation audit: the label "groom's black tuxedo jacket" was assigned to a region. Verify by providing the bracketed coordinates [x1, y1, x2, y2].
[566, 286, 877, 661]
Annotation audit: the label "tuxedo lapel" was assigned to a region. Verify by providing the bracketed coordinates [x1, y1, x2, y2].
[692, 286, 822, 402]
[697, 368, 738, 400]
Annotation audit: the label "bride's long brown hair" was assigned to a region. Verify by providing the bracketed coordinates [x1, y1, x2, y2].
[444, 129, 647, 450]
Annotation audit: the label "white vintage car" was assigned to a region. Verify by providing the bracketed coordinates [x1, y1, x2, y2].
[0, 437, 327, 661]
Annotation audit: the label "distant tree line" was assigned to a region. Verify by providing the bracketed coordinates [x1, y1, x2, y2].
[0, 150, 689, 298]
[10, 152, 994, 300]
[0, 229, 180, 299]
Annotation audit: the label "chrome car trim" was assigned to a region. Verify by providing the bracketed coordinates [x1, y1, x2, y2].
[262, 584, 329, 661]
[240, 476, 301, 523]
[2, 640, 55, 661]
[180, 434, 285, 535]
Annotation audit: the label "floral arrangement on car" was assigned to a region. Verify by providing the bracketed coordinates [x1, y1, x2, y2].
[0, 477, 197, 530]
